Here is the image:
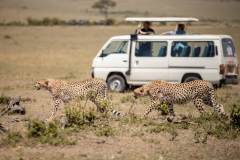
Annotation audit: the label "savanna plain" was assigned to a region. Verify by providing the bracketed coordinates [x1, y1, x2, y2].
[0, 25, 239, 160]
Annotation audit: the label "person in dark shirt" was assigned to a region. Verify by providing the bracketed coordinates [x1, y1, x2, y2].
[176, 23, 186, 35]
[136, 21, 155, 35]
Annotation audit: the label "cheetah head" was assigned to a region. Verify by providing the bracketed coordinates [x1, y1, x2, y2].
[34, 79, 49, 90]
[133, 85, 150, 98]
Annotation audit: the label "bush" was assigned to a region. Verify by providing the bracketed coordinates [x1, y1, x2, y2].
[65, 107, 96, 129]
[95, 124, 115, 137]
[156, 102, 169, 115]
[192, 113, 239, 139]
[0, 94, 10, 105]
[27, 119, 75, 145]
[27, 17, 65, 26]
[147, 123, 178, 141]
[0, 131, 23, 146]
[230, 104, 240, 128]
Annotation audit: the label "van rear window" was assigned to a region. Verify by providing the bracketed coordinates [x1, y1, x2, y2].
[222, 38, 236, 57]
[171, 41, 215, 57]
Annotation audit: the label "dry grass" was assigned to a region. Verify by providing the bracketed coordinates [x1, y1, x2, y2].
[0, 0, 240, 23]
[0, 25, 240, 160]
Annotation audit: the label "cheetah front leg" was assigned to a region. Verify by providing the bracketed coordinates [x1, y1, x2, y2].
[91, 95, 105, 113]
[208, 89, 227, 117]
[46, 97, 62, 122]
[144, 98, 158, 117]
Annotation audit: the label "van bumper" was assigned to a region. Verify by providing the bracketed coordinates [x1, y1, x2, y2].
[222, 75, 239, 84]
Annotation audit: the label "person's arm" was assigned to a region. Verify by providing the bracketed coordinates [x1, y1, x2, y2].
[138, 30, 148, 35]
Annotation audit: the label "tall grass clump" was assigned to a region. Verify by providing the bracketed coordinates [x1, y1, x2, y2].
[0, 131, 23, 147]
[192, 110, 240, 139]
[27, 119, 75, 145]
[65, 107, 96, 129]
[230, 104, 240, 128]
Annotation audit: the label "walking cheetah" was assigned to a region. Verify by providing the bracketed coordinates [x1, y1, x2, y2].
[133, 80, 226, 117]
[35, 78, 119, 121]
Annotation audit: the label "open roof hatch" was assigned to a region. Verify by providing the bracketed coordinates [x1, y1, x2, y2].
[125, 17, 199, 23]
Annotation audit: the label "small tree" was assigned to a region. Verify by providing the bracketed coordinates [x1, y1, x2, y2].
[92, 0, 116, 20]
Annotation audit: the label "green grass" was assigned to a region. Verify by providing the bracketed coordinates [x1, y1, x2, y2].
[0, 94, 10, 105]
[230, 103, 240, 128]
[27, 119, 75, 146]
[191, 112, 240, 140]
[95, 123, 115, 137]
[65, 106, 96, 129]
[0, 131, 23, 147]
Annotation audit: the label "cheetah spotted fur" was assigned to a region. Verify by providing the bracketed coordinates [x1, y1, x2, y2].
[133, 80, 226, 117]
[35, 78, 119, 121]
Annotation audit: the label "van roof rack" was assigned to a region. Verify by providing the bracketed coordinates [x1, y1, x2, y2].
[125, 17, 199, 23]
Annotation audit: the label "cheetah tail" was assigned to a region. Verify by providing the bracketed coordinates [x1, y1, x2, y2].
[107, 100, 121, 117]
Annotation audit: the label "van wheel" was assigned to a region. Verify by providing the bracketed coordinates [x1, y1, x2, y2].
[107, 75, 126, 92]
[182, 76, 201, 83]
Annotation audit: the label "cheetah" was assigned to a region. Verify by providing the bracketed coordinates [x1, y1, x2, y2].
[133, 80, 226, 117]
[35, 78, 119, 121]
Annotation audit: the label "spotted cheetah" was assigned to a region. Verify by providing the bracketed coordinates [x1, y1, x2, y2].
[35, 78, 119, 121]
[133, 80, 226, 117]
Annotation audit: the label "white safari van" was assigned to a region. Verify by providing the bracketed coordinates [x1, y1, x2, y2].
[91, 17, 239, 92]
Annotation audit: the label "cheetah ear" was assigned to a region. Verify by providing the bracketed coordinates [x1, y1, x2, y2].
[44, 79, 49, 87]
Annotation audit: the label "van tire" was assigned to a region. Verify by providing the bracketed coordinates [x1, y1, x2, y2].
[182, 75, 201, 83]
[107, 75, 126, 92]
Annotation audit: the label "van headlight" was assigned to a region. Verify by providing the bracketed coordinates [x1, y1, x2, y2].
[91, 67, 95, 78]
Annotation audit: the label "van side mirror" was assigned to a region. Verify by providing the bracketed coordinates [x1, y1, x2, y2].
[100, 50, 106, 57]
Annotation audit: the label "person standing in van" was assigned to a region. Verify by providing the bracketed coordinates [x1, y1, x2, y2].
[176, 24, 186, 35]
[136, 21, 155, 35]
[162, 23, 186, 35]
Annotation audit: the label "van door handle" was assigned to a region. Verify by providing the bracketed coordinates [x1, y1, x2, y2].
[135, 60, 139, 64]
[122, 60, 128, 62]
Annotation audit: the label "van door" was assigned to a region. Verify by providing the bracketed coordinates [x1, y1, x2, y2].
[168, 40, 219, 82]
[93, 40, 129, 80]
[130, 40, 169, 83]
[98, 40, 129, 68]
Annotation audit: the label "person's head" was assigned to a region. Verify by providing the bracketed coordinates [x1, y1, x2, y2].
[177, 23, 185, 31]
[143, 21, 151, 29]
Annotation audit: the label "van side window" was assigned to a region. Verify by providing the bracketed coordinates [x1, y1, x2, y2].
[171, 41, 215, 57]
[222, 38, 236, 57]
[135, 41, 167, 57]
[102, 40, 128, 57]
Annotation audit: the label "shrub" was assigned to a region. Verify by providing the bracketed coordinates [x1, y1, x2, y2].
[0, 94, 10, 105]
[156, 102, 169, 115]
[27, 17, 65, 26]
[95, 124, 115, 137]
[65, 107, 96, 129]
[0, 131, 23, 146]
[230, 104, 240, 128]
[147, 123, 178, 141]
[27, 119, 75, 145]
[192, 113, 239, 139]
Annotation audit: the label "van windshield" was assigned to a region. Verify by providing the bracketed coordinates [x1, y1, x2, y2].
[101, 40, 128, 57]
[222, 38, 236, 57]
